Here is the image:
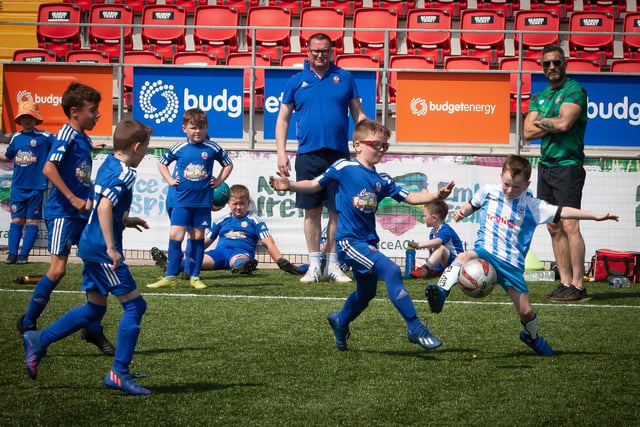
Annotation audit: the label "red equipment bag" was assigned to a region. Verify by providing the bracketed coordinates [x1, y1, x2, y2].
[589, 249, 640, 283]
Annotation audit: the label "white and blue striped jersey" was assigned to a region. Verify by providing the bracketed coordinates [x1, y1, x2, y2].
[5, 129, 53, 191]
[160, 139, 232, 208]
[44, 124, 94, 219]
[471, 184, 560, 270]
[77, 155, 136, 263]
[206, 212, 271, 258]
[316, 159, 409, 244]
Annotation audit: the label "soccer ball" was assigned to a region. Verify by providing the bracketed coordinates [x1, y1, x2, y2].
[458, 259, 497, 298]
[212, 182, 231, 207]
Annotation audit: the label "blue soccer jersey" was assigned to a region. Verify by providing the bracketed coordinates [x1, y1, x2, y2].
[44, 124, 94, 219]
[5, 129, 53, 191]
[77, 155, 136, 263]
[470, 184, 560, 270]
[206, 212, 271, 258]
[430, 223, 464, 259]
[316, 159, 409, 244]
[160, 139, 232, 208]
[282, 60, 359, 155]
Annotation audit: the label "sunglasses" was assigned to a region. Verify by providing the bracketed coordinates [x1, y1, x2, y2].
[309, 49, 331, 56]
[542, 59, 563, 68]
[359, 140, 390, 151]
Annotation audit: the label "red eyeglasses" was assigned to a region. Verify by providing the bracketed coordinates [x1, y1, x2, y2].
[358, 140, 390, 151]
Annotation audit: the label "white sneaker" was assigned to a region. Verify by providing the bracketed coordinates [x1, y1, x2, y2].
[300, 265, 321, 283]
[325, 266, 352, 283]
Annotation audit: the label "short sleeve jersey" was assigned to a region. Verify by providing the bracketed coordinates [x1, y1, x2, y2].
[160, 139, 232, 208]
[529, 78, 588, 167]
[430, 223, 464, 258]
[206, 212, 271, 258]
[77, 154, 136, 263]
[316, 159, 409, 244]
[5, 129, 53, 191]
[44, 123, 94, 219]
[470, 184, 560, 270]
[281, 60, 359, 155]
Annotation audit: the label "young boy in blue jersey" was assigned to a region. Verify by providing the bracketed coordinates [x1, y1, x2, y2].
[147, 108, 233, 290]
[23, 119, 153, 396]
[408, 199, 464, 278]
[425, 155, 618, 356]
[270, 119, 455, 351]
[0, 101, 53, 264]
[17, 83, 116, 356]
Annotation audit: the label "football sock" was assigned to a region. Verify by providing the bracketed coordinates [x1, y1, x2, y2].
[190, 239, 205, 277]
[20, 224, 39, 256]
[339, 271, 377, 325]
[8, 222, 23, 255]
[182, 239, 193, 275]
[423, 260, 433, 270]
[438, 261, 463, 292]
[326, 252, 338, 271]
[309, 252, 322, 269]
[232, 258, 247, 269]
[374, 257, 423, 332]
[23, 275, 58, 329]
[113, 296, 147, 374]
[39, 302, 107, 347]
[166, 239, 183, 277]
[521, 312, 539, 340]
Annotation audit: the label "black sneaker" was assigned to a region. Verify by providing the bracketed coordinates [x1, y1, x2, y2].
[231, 259, 258, 275]
[17, 315, 37, 335]
[551, 285, 590, 302]
[80, 327, 116, 356]
[16, 255, 28, 264]
[150, 247, 167, 271]
[542, 283, 571, 300]
[6, 253, 17, 264]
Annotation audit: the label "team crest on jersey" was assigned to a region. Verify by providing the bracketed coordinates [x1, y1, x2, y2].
[200, 152, 209, 160]
[75, 161, 92, 186]
[29, 139, 38, 147]
[15, 150, 37, 166]
[183, 163, 207, 181]
[374, 181, 382, 191]
[352, 188, 377, 212]
[240, 220, 249, 228]
[11, 204, 18, 213]
[332, 76, 341, 84]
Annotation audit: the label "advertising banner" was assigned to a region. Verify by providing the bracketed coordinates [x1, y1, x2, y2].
[132, 66, 244, 139]
[2, 64, 113, 135]
[395, 72, 511, 144]
[531, 74, 640, 147]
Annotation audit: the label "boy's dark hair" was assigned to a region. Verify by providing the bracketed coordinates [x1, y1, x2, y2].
[183, 108, 208, 128]
[503, 155, 532, 181]
[424, 199, 449, 221]
[308, 33, 333, 47]
[113, 119, 152, 151]
[352, 119, 391, 144]
[61, 82, 101, 118]
[230, 184, 250, 201]
[541, 44, 565, 59]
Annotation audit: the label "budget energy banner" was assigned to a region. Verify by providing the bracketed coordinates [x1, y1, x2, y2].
[395, 72, 511, 144]
[2, 64, 113, 135]
[531, 74, 640, 147]
[132, 67, 244, 138]
[262, 69, 378, 140]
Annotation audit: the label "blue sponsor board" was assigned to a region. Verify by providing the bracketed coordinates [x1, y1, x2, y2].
[263, 68, 379, 141]
[132, 67, 244, 138]
[531, 74, 640, 147]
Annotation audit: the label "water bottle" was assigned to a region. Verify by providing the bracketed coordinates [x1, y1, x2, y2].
[14, 275, 44, 285]
[404, 246, 416, 279]
[608, 276, 630, 288]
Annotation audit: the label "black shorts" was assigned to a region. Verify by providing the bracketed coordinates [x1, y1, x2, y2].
[294, 149, 349, 211]
[537, 164, 585, 209]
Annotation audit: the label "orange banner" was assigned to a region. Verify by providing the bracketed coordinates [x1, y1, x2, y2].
[396, 72, 510, 144]
[2, 64, 113, 136]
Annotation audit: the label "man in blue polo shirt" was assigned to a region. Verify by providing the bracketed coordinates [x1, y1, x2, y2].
[275, 32, 367, 284]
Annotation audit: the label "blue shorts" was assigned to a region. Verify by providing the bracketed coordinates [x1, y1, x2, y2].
[170, 206, 211, 229]
[475, 247, 528, 294]
[337, 239, 388, 276]
[46, 217, 87, 256]
[294, 149, 348, 211]
[205, 248, 253, 269]
[82, 261, 137, 296]
[10, 189, 44, 220]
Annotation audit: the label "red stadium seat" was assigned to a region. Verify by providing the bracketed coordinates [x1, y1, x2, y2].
[565, 58, 602, 72]
[66, 49, 110, 63]
[98, 0, 157, 14]
[352, 7, 398, 62]
[568, 11, 615, 66]
[226, 52, 271, 109]
[122, 51, 164, 106]
[388, 55, 435, 102]
[529, 0, 573, 19]
[165, 0, 208, 14]
[405, 8, 452, 63]
[370, 0, 417, 16]
[63, 0, 99, 12]
[443, 56, 491, 70]
[246, 6, 293, 64]
[193, 5, 240, 63]
[217, 0, 259, 14]
[37, 2, 82, 60]
[172, 51, 218, 65]
[267, 0, 311, 16]
[423, 0, 467, 17]
[279, 52, 308, 67]
[499, 57, 539, 113]
[299, 7, 346, 59]
[319, 0, 363, 16]
[477, 0, 520, 18]
[583, 0, 626, 20]
[13, 48, 57, 63]
[141, 5, 187, 62]
[513, 10, 560, 59]
[609, 59, 640, 73]
[622, 12, 640, 59]
[335, 53, 381, 101]
[88, 4, 134, 62]
[459, 9, 506, 64]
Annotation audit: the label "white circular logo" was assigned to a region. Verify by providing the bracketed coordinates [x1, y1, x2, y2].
[16, 89, 34, 104]
[410, 98, 428, 116]
[139, 79, 180, 124]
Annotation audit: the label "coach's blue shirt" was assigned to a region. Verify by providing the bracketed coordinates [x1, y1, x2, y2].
[282, 60, 359, 155]
[4, 129, 53, 191]
[44, 124, 94, 220]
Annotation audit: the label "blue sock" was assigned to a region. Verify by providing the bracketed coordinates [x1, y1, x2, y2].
[20, 224, 39, 256]
[166, 239, 183, 277]
[232, 258, 246, 269]
[23, 275, 58, 329]
[338, 272, 377, 325]
[190, 239, 204, 277]
[113, 296, 147, 374]
[8, 222, 23, 255]
[39, 302, 107, 348]
[374, 257, 423, 333]
[182, 239, 192, 275]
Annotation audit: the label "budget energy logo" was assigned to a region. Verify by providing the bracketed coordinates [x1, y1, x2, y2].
[410, 97, 497, 116]
[587, 96, 640, 126]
